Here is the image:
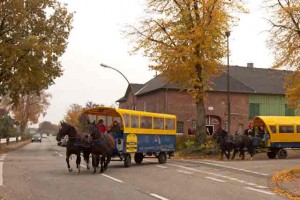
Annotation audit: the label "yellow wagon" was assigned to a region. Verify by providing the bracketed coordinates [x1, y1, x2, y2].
[83, 106, 177, 167]
[253, 116, 300, 159]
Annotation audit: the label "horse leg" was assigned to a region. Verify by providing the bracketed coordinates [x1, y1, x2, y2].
[66, 152, 72, 172]
[76, 153, 81, 173]
[84, 151, 90, 170]
[100, 156, 105, 173]
[231, 148, 237, 160]
[219, 149, 224, 160]
[92, 154, 97, 174]
[240, 148, 245, 160]
[104, 155, 111, 171]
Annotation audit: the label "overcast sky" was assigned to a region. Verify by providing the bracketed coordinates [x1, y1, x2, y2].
[38, 0, 273, 125]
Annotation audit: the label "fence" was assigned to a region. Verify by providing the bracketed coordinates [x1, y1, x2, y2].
[0, 136, 22, 144]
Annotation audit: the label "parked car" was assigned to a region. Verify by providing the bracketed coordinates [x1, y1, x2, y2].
[31, 134, 42, 142]
[42, 133, 48, 138]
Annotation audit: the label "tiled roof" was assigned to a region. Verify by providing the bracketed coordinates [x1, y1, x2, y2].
[116, 83, 144, 102]
[135, 76, 178, 96]
[117, 65, 289, 101]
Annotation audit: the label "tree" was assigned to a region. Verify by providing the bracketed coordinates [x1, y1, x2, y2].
[127, 0, 246, 144]
[12, 91, 51, 135]
[0, 0, 73, 103]
[38, 121, 59, 135]
[265, 0, 300, 108]
[0, 113, 17, 138]
[64, 104, 83, 131]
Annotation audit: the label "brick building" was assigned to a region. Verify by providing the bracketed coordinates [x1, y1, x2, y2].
[117, 65, 294, 135]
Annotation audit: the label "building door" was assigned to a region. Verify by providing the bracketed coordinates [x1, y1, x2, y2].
[206, 115, 221, 134]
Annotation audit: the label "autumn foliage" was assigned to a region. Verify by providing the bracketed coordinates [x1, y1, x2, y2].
[128, 0, 246, 144]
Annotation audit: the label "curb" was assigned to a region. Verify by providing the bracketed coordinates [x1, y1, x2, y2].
[272, 168, 300, 200]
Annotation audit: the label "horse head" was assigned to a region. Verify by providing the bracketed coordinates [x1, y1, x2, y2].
[87, 122, 99, 140]
[213, 129, 228, 144]
[57, 121, 76, 142]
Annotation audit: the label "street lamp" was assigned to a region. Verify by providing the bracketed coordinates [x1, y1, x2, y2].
[100, 63, 136, 110]
[225, 31, 231, 133]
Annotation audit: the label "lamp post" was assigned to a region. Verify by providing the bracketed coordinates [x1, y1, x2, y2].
[100, 63, 136, 110]
[225, 31, 231, 133]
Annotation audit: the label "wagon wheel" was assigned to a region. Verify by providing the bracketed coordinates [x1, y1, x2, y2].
[277, 149, 287, 159]
[267, 151, 277, 159]
[124, 153, 131, 168]
[134, 153, 143, 164]
[158, 152, 167, 164]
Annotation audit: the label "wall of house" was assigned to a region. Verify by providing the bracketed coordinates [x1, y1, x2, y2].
[249, 94, 287, 116]
[119, 89, 252, 135]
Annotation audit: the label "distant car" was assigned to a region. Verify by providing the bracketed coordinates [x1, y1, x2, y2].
[31, 134, 42, 142]
[42, 133, 48, 138]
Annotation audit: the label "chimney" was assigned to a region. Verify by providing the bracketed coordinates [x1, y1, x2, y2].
[247, 63, 254, 68]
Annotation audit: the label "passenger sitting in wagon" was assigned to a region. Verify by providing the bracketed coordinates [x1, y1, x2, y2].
[97, 119, 107, 136]
[108, 120, 123, 138]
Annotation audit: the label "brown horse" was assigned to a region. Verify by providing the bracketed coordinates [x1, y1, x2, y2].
[56, 122, 91, 173]
[88, 124, 115, 173]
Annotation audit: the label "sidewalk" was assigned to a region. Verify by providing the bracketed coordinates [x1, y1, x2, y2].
[0, 140, 30, 154]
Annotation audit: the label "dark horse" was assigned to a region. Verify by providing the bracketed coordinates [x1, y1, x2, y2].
[56, 122, 91, 173]
[212, 128, 235, 160]
[89, 124, 115, 173]
[213, 129, 255, 160]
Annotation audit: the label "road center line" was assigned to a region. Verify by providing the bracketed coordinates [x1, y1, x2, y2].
[205, 177, 226, 183]
[150, 193, 169, 200]
[102, 174, 123, 183]
[80, 164, 86, 168]
[177, 169, 193, 175]
[58, 154, 63, 157]
[185, 160, 269, 176]
[245, 187, 275, 195]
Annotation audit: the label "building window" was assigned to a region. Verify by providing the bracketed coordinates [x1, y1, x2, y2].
[177, 121, 184, 133]
[285, 104, 294, 116]
[191, 119, 196, 130]
[249, 103, 260, 119]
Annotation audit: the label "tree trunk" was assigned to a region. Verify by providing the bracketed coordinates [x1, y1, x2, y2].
[195, 97, 207, 145]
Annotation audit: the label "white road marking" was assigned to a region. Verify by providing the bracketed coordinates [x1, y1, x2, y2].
[202, 159, 226, 164]
[55, 151, 63, 157]
[156, 165, 168, 169]
[177, 169, 193, 175]
[80, 164, 86, 168]
[245, 187, 275, 195]
[255, 185, 269, 189]
[205, 177, 226, 183]
[150, 193, 169, 200]
[167, 163, 264, 188]
[102, 174, 123, 183]
[185, 160, 269, 176]
[0, 154, 7, 186]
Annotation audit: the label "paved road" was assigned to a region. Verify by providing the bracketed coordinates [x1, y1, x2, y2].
[0, 137, 299, 200]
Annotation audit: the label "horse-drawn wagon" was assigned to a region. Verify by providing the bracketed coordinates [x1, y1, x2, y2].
[253, 116, 300, 159]
[83, 106, 177, 167]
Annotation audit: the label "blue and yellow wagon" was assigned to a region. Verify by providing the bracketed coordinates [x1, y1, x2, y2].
[253, 116, 300, 159]
[83, 106, 177, 167]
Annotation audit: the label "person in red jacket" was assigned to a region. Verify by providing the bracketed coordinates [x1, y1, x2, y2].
[97, 119, 107, 136]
